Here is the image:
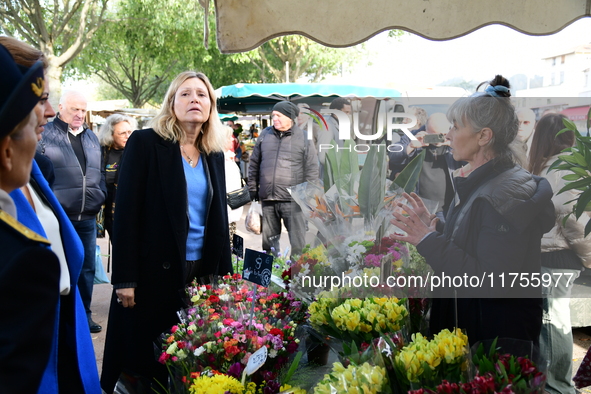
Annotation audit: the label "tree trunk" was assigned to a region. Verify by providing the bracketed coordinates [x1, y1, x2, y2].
[46, 59, 63, 112]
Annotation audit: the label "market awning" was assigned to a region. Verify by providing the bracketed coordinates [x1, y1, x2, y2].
[562, 106, 590, 121]
[211, 0, 591, 53]
[216, 83, 402, 114]
[219, 114, 239, 121]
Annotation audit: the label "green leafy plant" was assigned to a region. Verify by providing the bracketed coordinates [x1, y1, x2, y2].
[320, 142, 426, 241]
[391, 149, 427, 193]
[472, 338, 546, 393]
[548, 114, 591, 236]
[323, 139, 359, 195]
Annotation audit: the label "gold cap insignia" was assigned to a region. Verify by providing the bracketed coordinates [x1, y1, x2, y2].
[31, 77, 45, 98]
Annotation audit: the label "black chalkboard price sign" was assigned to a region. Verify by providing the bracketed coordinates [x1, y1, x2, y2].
[242, 248, 273, 287]
[232, 234, 244, 258]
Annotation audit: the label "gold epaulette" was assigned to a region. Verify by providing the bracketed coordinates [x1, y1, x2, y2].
[0, 210, 51, 245]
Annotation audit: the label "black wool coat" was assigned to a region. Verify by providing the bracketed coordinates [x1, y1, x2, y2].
[101, 129, 231, 392]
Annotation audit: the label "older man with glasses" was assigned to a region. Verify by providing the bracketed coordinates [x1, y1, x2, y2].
[38, 90, 107, 334]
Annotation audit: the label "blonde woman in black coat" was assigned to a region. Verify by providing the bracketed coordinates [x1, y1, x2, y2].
[101, 71, 231, 393]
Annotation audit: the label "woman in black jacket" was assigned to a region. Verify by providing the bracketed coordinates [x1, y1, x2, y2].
[392, 75, 555, 350]
[98, 114, 137, 238]
[101, 71, 232, 393]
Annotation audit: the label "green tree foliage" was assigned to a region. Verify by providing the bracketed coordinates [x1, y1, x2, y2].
[0, 0, 109, 106]
[438, 77, 479, 92]
[237, 35, 366, 83]
[388, 29, 406, 39]
[70, 0, 259, 107]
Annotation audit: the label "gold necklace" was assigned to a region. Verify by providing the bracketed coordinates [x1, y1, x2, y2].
[180, 145, 196, 167]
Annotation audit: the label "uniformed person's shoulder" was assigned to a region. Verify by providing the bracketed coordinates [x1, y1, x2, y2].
[0, 210, 50, 246]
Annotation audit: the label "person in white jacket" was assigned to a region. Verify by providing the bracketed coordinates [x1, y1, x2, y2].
[224, 126, 244, 247]
[528, 113, 591, 394]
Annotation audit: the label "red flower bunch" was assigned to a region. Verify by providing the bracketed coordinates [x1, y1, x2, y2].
[159, 274, 307, 393]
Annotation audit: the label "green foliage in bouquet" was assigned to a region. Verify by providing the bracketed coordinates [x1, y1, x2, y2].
[272, 249, 292, 278]
[391, 149, 427, 193]
[407, 243, 427, 269]
[472, 338, 546, 393]
[323, 139, 359, 195]
[322, 141, 426, 228]
[358, 145, 388, 224]
[549, 116, 591, 236]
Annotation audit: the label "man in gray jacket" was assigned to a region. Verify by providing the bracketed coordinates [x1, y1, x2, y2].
[248, 101, 318, 257]
[38, 90, 106, 333]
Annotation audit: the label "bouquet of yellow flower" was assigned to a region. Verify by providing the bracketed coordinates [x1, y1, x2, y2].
[308, 294, 409, 348]
[187, 372, 248, 394]
[391, 328, 469, 391]
[186, 370, 305, 394]
[312, 361, 389, 394]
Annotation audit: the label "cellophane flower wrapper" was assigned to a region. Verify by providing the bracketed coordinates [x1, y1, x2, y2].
[307, 292, 410, 358]
[391, 328, 471, 392]
[158, 274, 307, 393]
[291, 181, 361, 257]
[289, 234, 427, 301]
[309, 342, 392, 394]
[372, 329, 412, 394]
[375, 183, 439, 237]
[287, 243, 337, 301]
[396, 243, 433, 336]
[471, 338, 547, 394]
[291, 180, 437, 304]
[291, 182, 437, 258]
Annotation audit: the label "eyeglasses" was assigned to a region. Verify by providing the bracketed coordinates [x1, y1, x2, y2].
[115, 131, 132, 137]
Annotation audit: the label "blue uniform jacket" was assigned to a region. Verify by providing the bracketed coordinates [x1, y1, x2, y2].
[10, 160, 101, 394]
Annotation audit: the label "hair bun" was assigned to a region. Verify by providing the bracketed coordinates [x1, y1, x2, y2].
[476, 74, 511, 98]
[489, 75, 511, 97]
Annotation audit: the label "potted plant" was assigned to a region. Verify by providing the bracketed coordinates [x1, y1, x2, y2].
[549, 110, 591, 236]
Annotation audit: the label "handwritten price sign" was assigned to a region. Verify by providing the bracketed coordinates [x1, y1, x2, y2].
[242, 248, 273, 288]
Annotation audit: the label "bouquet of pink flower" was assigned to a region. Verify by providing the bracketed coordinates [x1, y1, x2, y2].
[158, 274, 306, 393]
[348, 236, 408, 271]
